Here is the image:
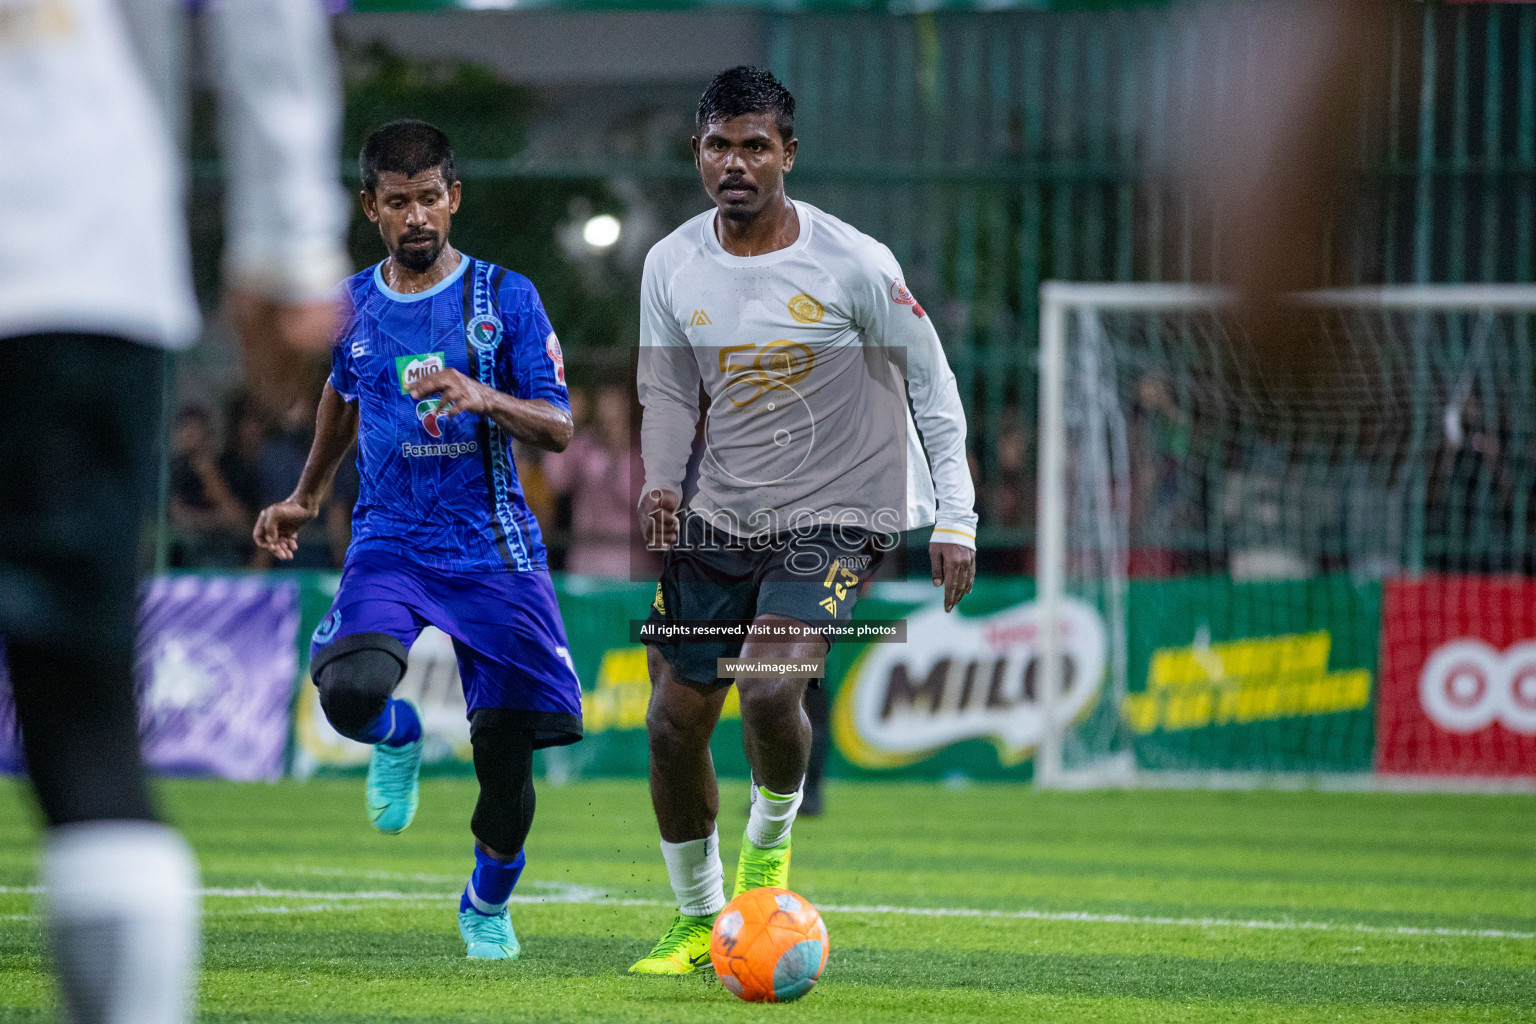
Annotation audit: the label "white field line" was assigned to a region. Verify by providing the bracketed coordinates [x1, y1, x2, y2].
[0, 885, 1529, 941]
[281, 865, 464, 884]
[813, 903, 1536, 941]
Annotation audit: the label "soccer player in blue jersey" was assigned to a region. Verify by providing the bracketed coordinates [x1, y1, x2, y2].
[254, 120, 583, 961]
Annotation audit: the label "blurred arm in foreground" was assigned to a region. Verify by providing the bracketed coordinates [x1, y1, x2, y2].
[1183, 0, 1393, 381]
[208, 0, 352, 406]
[0, 2, 348, 1023]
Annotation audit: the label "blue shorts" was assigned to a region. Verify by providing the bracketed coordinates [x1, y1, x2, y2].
[310, 550, 582, 747]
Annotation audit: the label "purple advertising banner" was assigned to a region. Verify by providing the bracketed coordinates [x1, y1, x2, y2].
[1, 576, 299, 782]
[0, 655, 12, 774]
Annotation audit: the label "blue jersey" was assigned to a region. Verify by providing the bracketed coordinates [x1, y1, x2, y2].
[330, 255, 569, 573]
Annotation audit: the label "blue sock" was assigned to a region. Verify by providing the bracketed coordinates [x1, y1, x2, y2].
[354, 699, 421, 747]
[459, 846, 525, 917]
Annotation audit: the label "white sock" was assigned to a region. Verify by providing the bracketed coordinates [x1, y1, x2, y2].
[746, 782, 802, 849]
[43, 821, 200, 1024]
[659, 830, 726, 918]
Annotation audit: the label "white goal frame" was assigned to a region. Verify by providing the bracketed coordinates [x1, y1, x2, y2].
[1034, 281, 1536, 791]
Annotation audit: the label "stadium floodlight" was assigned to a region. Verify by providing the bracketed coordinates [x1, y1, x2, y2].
[1035, 282, 1536, 791]
[583, 214, 621, 250]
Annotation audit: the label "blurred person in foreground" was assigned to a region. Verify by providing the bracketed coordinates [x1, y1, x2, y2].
[253, 120, 583, 961]
[543, 383, 649, 578]
[629, 66, 978, 974]
[1177, 0, 1392, 380]
[0, 1, 347, 1022]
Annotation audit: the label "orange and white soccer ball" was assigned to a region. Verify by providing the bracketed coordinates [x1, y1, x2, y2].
[710, 887, 829, 1002]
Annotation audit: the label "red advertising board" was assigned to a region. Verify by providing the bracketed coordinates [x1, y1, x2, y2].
[1378, 576, 1536, 776]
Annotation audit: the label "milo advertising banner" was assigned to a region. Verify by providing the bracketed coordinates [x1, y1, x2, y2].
[833, 597, 1105, 771]
[561, 577, 1072, 781]
[300, 572, 1381, 780]
[1119, 575, 1380, 772]
[828, 580, 1106, 778]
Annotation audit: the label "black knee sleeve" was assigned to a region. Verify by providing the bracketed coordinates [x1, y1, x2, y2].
[312, 634, 407, 741]
[469, 709, 537, 856]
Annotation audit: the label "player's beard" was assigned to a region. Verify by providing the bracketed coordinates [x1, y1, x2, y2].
[715, 177, 762, 222]
[719, 205, 760, 223]
[394, 231, 443, 272]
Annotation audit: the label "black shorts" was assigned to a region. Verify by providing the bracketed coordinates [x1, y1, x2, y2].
[644, 510, 888, 687]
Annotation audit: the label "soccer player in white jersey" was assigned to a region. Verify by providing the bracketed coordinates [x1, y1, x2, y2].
[629, 66, 978, 975]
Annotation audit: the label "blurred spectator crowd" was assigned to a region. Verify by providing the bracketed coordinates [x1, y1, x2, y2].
[167, 384, 656, 576]
[171, 374, 1043, 579]
[182, 366, 1505, 584]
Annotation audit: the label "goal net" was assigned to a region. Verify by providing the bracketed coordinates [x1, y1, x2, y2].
[1034, 283, 1536, 789]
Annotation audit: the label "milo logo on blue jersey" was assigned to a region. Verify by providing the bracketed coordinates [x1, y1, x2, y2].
[467, 314, 502, 353]
[396, 352, 446, 394]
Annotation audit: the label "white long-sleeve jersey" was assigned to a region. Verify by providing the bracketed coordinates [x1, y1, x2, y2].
[0, 0, 349, 348]
[637, 201, 977, 548]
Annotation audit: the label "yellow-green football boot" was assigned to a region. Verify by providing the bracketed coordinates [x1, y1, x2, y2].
[628, 912, 716, 975]
[732, 825, 792, 899]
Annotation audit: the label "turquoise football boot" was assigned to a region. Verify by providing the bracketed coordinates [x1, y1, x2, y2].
[459, 907, 520, 959]
[365, 727, 423, 835]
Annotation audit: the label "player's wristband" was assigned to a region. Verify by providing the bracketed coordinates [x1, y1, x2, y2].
[930, 525, 977, 549]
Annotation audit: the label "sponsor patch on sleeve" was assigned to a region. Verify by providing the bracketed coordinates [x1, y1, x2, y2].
[546, 332, 567, 385]
[889, 279, 926, 318]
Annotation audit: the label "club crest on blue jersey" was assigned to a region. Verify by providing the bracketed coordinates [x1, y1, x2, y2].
[467, 314, 503, 353]
[313, 609, 341, 646]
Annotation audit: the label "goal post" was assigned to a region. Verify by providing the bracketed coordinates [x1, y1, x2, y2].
[1034, 282, 1536, 790]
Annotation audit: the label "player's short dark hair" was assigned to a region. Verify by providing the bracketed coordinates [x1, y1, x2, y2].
[696, 66, 795, 144]
[359, 119, 457, 194]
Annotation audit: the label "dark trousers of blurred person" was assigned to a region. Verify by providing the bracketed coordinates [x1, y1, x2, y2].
[0, 334, 198, 1021]
[802, 685, 830, 816]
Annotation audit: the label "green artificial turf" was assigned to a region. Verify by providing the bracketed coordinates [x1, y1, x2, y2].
[2, 778, 1533, 1022]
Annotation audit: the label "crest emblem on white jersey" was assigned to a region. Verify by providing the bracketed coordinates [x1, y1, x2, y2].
[787, 293, 825, 324]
